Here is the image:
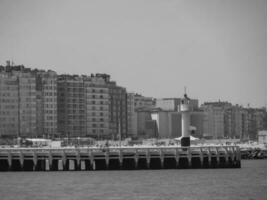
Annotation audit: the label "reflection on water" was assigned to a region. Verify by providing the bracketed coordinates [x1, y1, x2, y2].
[0, 160, 266, 200]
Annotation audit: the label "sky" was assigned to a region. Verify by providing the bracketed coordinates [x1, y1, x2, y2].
[0, 0, 266, 107]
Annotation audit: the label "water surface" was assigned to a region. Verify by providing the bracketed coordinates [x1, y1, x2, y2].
[0, 160, 266, 200]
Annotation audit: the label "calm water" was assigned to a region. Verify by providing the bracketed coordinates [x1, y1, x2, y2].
[0, 160, 267, 200]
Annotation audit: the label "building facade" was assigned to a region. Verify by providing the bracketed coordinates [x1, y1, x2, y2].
[35, 70, 57, 138]
[156, 98, 199, 111]
[107, 80, 127, 139]
[57, 73, 127, 139]
[0, 63, 38, 137]
[127, 93, 155, 137]
[57, 75, 86, 137]
[84, 75, 110, 138]
[0, 73, 19, 137]
[202, 104, 225, 139]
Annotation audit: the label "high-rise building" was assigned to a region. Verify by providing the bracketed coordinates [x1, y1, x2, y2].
[15, 71, 37, 137]
[224, 105, 249, 139]
[0, 73, 19, 137]
[0, 63, 37, 137]
[57, 75, 86, 137]
[246, 108, 266, 139]
[35, 70, 57, 138]
[202, 104, 225, 139]
[0, 62, 58, 138]
[84, 75, 110, 138]
[136, 108, 157, 138]
[108, 80, 127, 139]
[127, 93, 155, 137]
[127, 93, 137, 137]
[57, 73, 127, 139]
[201, 101, 254, 140]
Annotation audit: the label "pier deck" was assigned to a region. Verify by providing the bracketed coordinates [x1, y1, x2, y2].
[0, 146, 241, 171]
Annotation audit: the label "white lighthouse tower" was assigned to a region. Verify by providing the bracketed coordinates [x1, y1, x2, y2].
[180, 89, 191, 147]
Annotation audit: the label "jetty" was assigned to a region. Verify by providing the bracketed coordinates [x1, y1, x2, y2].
[0, 146, 241, 171]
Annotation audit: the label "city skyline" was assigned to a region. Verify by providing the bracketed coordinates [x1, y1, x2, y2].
[0, 0, 267, 107]
[1, 60, 265, 110]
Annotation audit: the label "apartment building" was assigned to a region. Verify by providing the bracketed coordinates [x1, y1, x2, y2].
[57, 75, 85, 137]
[57, 73, 127, 139]
[35, 70, 57, 138]
[202, 104, 225, 139]
[84, 75, 109, 138]
[108, 80, 127, 139]
[224, 105, 249, 139]
[0, 73, 19, 137]
[127, 93, 155, 137]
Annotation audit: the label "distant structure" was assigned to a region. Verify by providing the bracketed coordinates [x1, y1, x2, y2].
[258, 130, 267, 144]
[35, 70, 58, 138]
[127, 93, 155, 137]
[0, 61, 266, 141]
[57, 73, 127, 139]
[180, 92, 191, 147]
[0, 61, 57, 138]
[156, 98, 198, 111]
[201, 101, 266, 140]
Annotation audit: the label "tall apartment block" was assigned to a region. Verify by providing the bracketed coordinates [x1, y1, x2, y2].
[201, 101, 266, 140]
[201, 102, 230, 139]
[14, 70, 36, 137]
[0, 64, 36, 137]
[127, 93, 136, 137]
[57, 75, 85, 137]
[35, 70, 57, 138]
[127, 93, 155, 137]
[84, 74, 110, 138]
[57, 73, 127, 139]
[107, 79, 127, 139]
[0, 72, 19, 137]
[0, 62, 57, 138]
[224, 105, 249, 139]
[246, 108, 266, 139]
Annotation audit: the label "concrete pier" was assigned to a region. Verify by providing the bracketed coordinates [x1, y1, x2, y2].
[0, 146, 241, 171]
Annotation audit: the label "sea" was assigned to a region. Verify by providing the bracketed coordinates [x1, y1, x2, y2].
[0, 160, 266, 200]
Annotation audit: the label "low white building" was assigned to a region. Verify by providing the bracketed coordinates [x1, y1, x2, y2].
[258, 130, 267, 144]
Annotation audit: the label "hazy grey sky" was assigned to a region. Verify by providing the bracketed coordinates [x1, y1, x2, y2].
[0, 0, 266, 107]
